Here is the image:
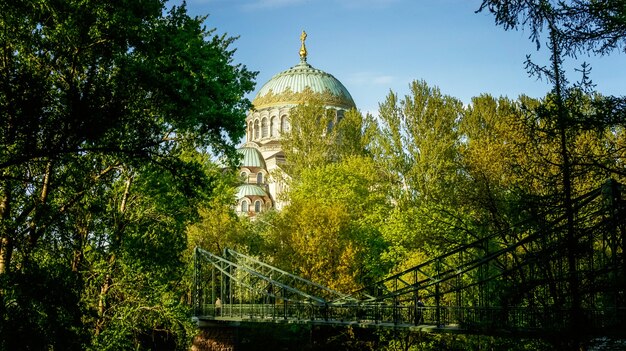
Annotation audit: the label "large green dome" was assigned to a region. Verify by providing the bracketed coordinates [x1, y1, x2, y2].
[252, 60, 355, 110]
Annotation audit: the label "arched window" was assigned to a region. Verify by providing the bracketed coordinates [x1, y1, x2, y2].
[248, 122, 253, 141]
[241, 201, 248, 213]
[256, 172, 263, 184]
[281, 115, 289, 133]
[254, 120, 260, 140]
[337, 110, 345, 122]
[240, 171, 248, 182]
[270, 116, 277, 137]
[254, 200, 261, 213]
[261, 118, 268, 138]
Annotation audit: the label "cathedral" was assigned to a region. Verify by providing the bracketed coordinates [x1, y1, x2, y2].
[234, 31, 356, 217]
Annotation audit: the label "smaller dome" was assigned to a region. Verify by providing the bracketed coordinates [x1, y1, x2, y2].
[236, 184, 268, 198]
[238, 147, 265, 168]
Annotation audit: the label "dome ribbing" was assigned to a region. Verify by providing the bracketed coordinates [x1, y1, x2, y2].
[236, 184, 268, 198]
[252, 61, 355, 110]
[238, 147, 266, 168]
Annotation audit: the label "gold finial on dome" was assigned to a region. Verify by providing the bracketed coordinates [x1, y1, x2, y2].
[299, 30, 307, 62]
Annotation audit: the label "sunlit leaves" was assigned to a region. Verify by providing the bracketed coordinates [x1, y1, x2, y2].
[373, 80, 463, 205]
[1, 0, 256, 349]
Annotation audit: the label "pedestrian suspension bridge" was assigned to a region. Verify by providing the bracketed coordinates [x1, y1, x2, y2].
[192, 181, 626, 337]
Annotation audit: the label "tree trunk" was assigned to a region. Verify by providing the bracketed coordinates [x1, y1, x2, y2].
[0, 182, 12, 274]
[95, 272, 112, 336]
[95, 174, 133, 335]
[550, 25, 581, 337]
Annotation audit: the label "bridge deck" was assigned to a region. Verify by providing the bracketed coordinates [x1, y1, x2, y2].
[193, 303, 626, 337]
[195, 315, 462, 334]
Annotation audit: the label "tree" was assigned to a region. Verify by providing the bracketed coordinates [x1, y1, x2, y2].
[280, 99, 341, 179]
[373, 80, 462, 206]
[459, 95, 536, 232]
[186, 163, 265, 256]
[86, 161, 200, 350]
[256, 100, 386, 289]
[280, 99, 375, 179]
[477, 0, 626, 343]
[477, 0, 626, 55]
[268, 156, 390, 291]
[335, 108, 378, 159]
[0, 1, 256, 349]
[372, 80, 464, 267]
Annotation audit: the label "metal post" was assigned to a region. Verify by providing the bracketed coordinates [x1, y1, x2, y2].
[211, 266, 215, 317]
[283, 287, 287, 320]
[192, 246, 200, 317]
[219, 257, 224, 316]
[393, 278, 398, 324]
[413, 270, 419, 325]
[620, 187, 626, 278]
[456, 274, 462, 325]
[228, 264, 232, 317]
[436, 259, 441, 327]
[436, 283, 441, 327]
[608, 180, 626, 309]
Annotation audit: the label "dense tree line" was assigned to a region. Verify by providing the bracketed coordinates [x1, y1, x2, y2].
[239, 84, 623, 285]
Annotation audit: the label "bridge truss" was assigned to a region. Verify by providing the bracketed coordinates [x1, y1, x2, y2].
[192, 180, 626, 337]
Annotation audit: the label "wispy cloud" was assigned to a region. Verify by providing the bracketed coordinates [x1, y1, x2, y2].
[238, 0, 400, 11]
[349, 72, 395, 86]
[336, 0, 401, 10]
[372, 75, 394, 85]
[241, 0, 310, 10]
[183, 0, 224, 5]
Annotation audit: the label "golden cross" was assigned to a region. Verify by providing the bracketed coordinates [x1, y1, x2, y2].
[299, 30, 308, 61]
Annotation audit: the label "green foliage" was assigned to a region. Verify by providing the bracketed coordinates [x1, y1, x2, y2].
[0, 0, 255, 349]
[377, 331, 553, 351]
[477, 0, 626, 56]
[371, 80, 466, 267]
[186, 165, 264, 256]
[373, 80, 463, 206]
[1, 262, 87, 351]
[270, 192, 360, 291]
[2, 1, 624, 349]
[281, 99, 374, 179]
[260, 102, 389, 290]
[264, 105, 389, 290]
[280, 99, 341, 178]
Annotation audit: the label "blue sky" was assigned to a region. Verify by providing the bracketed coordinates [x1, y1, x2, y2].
[180, 0, 625, 115]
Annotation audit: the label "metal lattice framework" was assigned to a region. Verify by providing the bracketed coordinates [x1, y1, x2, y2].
[192, 247, 358, 321]
[193, 180, 626, 336]
[224, 248, 355, 304]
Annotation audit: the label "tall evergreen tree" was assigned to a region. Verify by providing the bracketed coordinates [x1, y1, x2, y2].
[477, 0, 626, 344]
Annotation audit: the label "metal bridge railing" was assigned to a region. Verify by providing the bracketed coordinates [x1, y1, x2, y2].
[193, 181, 625, 336]
[195, 301, 626, 334]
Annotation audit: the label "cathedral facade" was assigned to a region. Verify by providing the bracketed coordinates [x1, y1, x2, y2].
[234, 32, 356, 217]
